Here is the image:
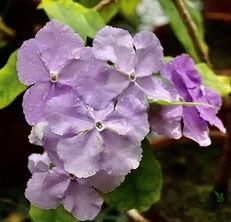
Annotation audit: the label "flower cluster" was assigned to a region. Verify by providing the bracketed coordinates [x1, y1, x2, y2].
[17, 20, 225, 220]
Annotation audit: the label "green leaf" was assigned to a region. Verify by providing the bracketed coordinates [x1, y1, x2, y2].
[149, 99, 213, 107]
[196, 63, 231, 96]
[38, 0, 105, 41]
[77, 0, 99, 8]
[104, 139, 162, 212]
[159, 0, 207, 62]
[30, 205, 78, 222]
[99, 2, 119, 23]
[119, 0, 140, 23]
[0, 51, 27, 109]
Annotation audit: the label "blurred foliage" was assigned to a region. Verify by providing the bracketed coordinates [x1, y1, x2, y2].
[196, 63, 231, 96]
[30, 205, 78, 222]
[38, 0, 105, 41]
[104, 139, 162, 212]
[0, 51, 26, 109]
[159, 0, 208, 63]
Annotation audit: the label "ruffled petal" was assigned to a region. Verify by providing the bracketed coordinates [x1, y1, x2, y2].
[149, 105, 182, 139]
[25, 172, 61, 209]
[63, 181, 103, 221]
[134, 31, 163, 76]
[35, 20, 83, 72]
[28, 153, 50, 174]
[92, 26, 135, 73]
[57, 130, 102, 178]
[182, 107, 211, 146]
[17, 39, 49, 85]
[101, 131, 142, 176]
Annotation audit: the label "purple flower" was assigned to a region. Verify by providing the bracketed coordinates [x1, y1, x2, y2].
[17, 20, 84, 125]
[158, 54, 226, 146]
[30, 91, 149, 178]
[66, 26, 172, 109]
[26, 153, 124, 221]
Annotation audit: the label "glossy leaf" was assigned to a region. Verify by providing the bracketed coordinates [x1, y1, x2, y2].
[38, 0, 105, 41]
[104, 139, 162, 212]
[159, 0, 207, 62]
[30, 205, 78, 222]
[196, 63, 231, 96]
[0, 51, 26, 109]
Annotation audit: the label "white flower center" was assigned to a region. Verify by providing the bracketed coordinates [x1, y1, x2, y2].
[50, 71, 58, 83]
[129, 73, 136, 82]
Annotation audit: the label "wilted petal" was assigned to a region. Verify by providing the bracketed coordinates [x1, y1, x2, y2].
[134, 31, 163, 76]
[63, 181, 103, 221]
[57, 130, 102, 178]
[149, 105, 182, 139]
[183, 107, 211, 146]
[35, 20, 83, 72]
[17, 39, 49, 85]
[29, 121, 48, 146]
[93, 26, 135, 73]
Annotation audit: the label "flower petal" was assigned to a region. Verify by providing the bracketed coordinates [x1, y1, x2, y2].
[25, 172, 61, 209]
[182, 107, 211, 146]
[134, 31, 163, 76]
[17, 39, 49, 85]
[149, 105, 182, 139]
[57, 130, 102, 178]
[28, 153, 50, 174]
[63, 181, 103, 221]
[35, 20, 83, 72]
[101, 131, 142, 176]
[93, 26, 135, 73]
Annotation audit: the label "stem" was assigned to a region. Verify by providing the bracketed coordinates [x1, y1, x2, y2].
[127, 209, 151, 222]
[171, 0, 211, 66]
[93, 0, 117, 11]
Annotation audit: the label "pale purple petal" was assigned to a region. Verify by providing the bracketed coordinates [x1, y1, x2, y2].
[93, 26, 135, 73]
[104, 96, 149, 143]
[136, 75, 174, 101]
[149, 105, 182, 139]
[63, 48, 129, 110]
[44, 92, 93, 136]
[28, 153, 50, 174]
[134, 31, 164, 76]
[63, 182, 103, 221]
[25, 172, 61, 209]
[17, 39, 49, 85]
[101, 131, 142, 176]
[85, 171, 125, 193]
[57, 130, 102, 178]
[35, 20, 83, 72]
[183, 107, 211, 146]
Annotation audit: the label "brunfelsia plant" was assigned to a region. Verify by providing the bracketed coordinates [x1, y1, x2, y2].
[16, 20, 225, 221]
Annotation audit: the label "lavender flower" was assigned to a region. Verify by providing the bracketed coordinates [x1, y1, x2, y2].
[26, 153, 124, 221]
[29, 91, 149, 178]
[17, 20, 84, 125]
[156, 54, 226, 146]
[94, 26, 175, 100]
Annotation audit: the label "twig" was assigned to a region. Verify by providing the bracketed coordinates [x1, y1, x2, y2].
[127, 209, 151, 222]
[213, 96, 231, 202]
[171, 0, 211, 66]
[93, 0, 117, 11]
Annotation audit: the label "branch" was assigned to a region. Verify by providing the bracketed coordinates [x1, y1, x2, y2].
[93, 0, 117, 11]
[171, 0, 211, 66]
